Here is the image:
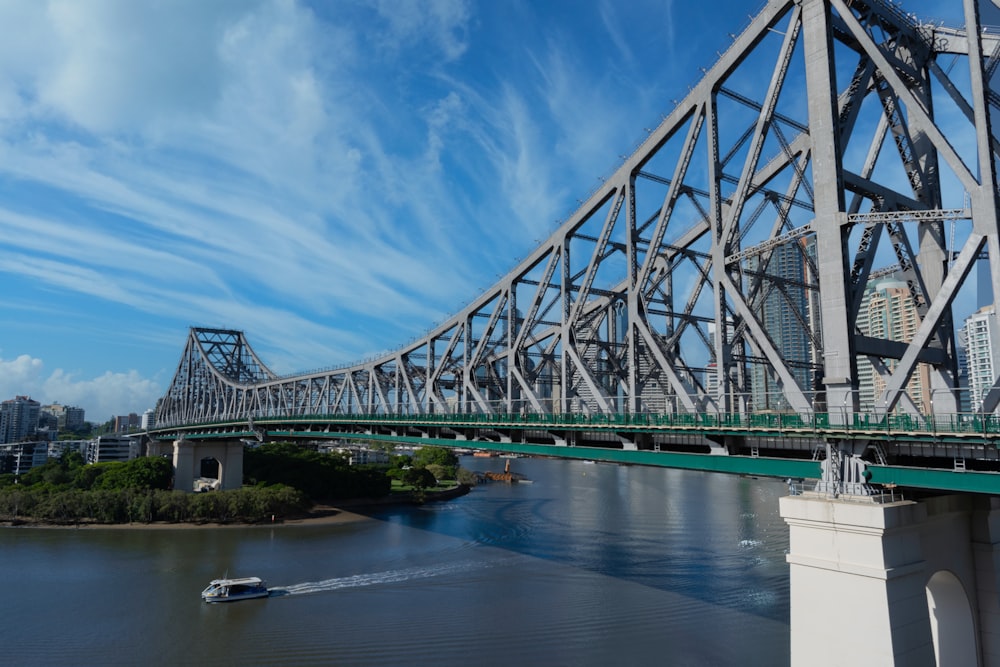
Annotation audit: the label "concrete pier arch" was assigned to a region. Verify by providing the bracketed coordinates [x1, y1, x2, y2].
[200, 456, 220, 479]
[170, 440, 244, 492]
[780, 492, 1000, 666]
[926, 570, 977, 666]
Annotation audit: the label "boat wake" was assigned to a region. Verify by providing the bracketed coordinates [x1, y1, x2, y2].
[269, 559, 503, 597]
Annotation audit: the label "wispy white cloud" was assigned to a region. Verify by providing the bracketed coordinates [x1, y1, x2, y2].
[0, 355, 161, 420]
[0, 0, 733, 416]
[597, 0, 639, 69]
[368, 0, 471, 61]
[24, 1, 226, 135]
[43, 368, 163, 422]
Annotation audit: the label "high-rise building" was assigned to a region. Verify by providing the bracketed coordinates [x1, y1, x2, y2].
[959, 305, 1000, 412]
[955, 335, 971, 413]
[64, 406, 86, 431]
[0, 396, 41, 444]
[747, 238, 818, 411]
[856, 277, 932, 412]
[141, 408, 156, 430]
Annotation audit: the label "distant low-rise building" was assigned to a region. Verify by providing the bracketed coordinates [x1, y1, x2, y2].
[0, 441, 48, 476]
[40, 403, 87, 433]
[86, 435, 139, 464]
[49, 440, 89, 460]
[34, 427, 57, 443]
[114, 413, 141, 433]
[326, 445, 391, 466]
[38, 410, 59, 431]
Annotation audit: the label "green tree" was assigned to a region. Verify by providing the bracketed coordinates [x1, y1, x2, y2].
[368, 441, 397, 455]
[152, 489, 190, 523]
[73, 464, 106, 490]
[34, 490, 85, 522]
[402, 467, 437, 490]
[93, 457, 173, 491]
[390, 454, 412, 469]
[412, 446, 458, 469]
[424, 463, 451, 483]
[18, 460, 62, 489]
[17, 450, 87, 491]
[0, 487, 39, 518]
[456, 467, 479, 486]
[244, 442, 388, 501]
[411, 447, 458, 481]
[61, 451, 86, 470]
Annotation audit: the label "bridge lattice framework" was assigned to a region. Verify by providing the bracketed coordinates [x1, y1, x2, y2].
[156, 0, 1000, 485]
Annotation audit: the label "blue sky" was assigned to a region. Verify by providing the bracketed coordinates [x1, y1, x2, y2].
[0, 0, 982, 421]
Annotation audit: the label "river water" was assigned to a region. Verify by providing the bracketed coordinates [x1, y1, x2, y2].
[0, 457, 791, 666]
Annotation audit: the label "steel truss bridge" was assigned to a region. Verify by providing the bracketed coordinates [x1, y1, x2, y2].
[152, 0, 1000, 496]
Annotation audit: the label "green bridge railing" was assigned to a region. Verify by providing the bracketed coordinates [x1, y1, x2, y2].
[153, 410, 1000, 443]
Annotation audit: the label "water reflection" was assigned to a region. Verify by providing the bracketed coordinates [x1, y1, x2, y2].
[1, 457, 791, 666]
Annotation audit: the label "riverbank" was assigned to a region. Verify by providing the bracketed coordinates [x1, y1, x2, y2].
[0, 484, 472, 530]
[0, 506, 368, 530]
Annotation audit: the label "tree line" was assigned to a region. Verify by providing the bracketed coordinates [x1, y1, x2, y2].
[0, 451, 310, 525]
[0, 443, 471, 525]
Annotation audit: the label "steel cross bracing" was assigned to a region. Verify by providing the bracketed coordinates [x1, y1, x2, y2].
[156, 0, 1000, 454]
[159, 328, 279, 425]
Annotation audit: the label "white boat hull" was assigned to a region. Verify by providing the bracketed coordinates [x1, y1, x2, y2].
[201, 576, 269, 603]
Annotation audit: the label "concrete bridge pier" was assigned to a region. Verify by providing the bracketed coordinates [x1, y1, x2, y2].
[170, 439, 244, 492]
[780, 493, 1000, 666]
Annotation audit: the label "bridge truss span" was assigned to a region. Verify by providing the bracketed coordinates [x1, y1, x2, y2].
[157, 0, 1000, 483]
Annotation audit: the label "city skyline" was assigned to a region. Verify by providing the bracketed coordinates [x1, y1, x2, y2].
[0, 0, 982, 419]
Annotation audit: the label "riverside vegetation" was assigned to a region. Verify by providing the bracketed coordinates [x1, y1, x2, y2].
[0, 444, 475, 526]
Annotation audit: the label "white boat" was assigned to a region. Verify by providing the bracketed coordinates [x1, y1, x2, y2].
[201, 576, 269, 603]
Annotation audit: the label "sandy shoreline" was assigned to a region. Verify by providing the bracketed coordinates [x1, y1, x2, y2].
[1, 505, 375, 530]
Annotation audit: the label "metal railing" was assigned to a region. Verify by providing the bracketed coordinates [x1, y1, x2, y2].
[153, 408, 1000, 442]
[788, 480, 906, 504]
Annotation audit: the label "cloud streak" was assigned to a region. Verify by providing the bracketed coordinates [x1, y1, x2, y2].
[2, 0, 894, 415]
[0, 355, 162, 421]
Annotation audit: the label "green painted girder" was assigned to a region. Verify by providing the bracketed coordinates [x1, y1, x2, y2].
[154, 431, 256, 440]
[867, 466, 1000, 494]
[150, 425, 1000, 494]
[266, 430, 823, 480]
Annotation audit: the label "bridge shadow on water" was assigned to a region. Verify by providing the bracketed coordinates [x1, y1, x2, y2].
[344, 457, 790, 625]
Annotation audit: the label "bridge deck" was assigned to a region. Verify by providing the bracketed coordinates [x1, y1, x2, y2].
[149, 411, 1000, 495]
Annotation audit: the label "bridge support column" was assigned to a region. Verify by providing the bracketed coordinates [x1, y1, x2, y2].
[146, 439, 170, 458]
[171, 440, 244, 492]
[972, 497, 1000, 665]
[780, 492, 995, 666]
[173, 441, 195, 492]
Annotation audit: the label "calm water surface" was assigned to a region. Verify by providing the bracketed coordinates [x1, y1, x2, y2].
[0, 457, 791, 666]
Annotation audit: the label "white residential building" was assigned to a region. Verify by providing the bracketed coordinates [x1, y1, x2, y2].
[960, 305, 1000, 412]
[86, 435, 139, 464]
[49, 440, 89, 460]
[323, 445, 391, 466]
